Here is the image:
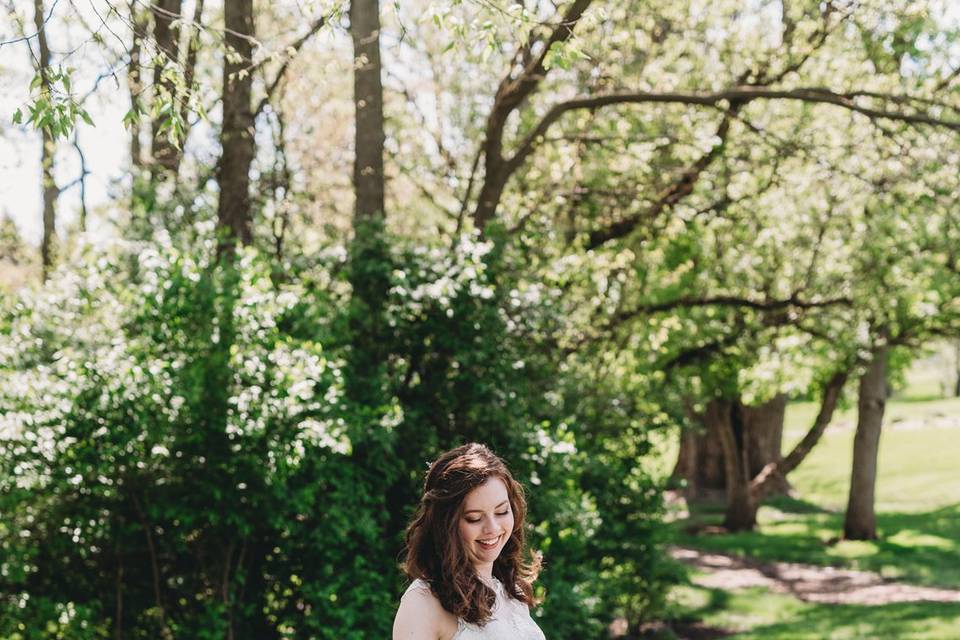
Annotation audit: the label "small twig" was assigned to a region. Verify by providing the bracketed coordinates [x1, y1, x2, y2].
[0, 0, 61, 48]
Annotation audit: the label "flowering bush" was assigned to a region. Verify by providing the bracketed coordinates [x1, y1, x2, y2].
[0, 228, 674, 638]
[0, 235, 361, 638]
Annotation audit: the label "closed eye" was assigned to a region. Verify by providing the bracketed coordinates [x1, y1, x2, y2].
[466, 511, 510, 523]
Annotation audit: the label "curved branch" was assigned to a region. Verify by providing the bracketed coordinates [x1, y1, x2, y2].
[472, 0, 595, 230]
[513, 87, 960, 178]
[750, 369, 850, 500]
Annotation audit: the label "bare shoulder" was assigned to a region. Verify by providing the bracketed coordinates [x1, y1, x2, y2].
[393, 581, 459, 640]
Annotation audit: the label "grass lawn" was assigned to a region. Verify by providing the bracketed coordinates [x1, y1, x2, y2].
[662, 385, 960, 638]
[670, 584, 960, 639]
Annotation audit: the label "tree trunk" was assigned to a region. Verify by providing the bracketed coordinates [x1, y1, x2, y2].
[350, 0, 385, 221]
[345, 0, 389, 408]
[127, 2, 147, 171]
[750, 370, 849, 501]
[673, 394, 788, 500]
[671, 422, 726, 500]
[149, 0, 184, 180]
[843, 347, 888, 540]
[344, 2, 395, 612]
[34, 0, 58, 282]
[216, 0, 255, 248]
[742, 393, 790, 494]
[706, 399, 756, 531]
[177, 0, 205, 147]
[954, 341, 960, 397]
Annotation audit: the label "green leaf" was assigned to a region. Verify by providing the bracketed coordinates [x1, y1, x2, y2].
[12, 108, 22, 124]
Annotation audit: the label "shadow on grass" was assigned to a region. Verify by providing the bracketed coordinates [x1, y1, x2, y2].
[765, 494, 835, 515]
[670, 584, 960, 640]
[670, 502, 960, 589]
[733, 599, 960, 639]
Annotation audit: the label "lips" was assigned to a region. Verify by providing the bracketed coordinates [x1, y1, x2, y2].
[477, 533, 503, 549]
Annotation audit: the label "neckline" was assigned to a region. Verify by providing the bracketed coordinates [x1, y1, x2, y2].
[478, 575, 503, 592]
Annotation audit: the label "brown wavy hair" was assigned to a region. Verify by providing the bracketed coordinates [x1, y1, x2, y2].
[401, 442, 541, 625]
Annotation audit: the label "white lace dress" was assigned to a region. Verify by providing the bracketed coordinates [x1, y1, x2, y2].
[404, 577, 546, 640]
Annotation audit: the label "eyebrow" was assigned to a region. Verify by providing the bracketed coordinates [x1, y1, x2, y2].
[464, 500, 508, 515]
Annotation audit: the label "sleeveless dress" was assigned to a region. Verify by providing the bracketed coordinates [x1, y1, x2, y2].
[403, 577, 546, 640]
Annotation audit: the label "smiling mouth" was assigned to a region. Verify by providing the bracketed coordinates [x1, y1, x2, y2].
[477, 534, 502, 549]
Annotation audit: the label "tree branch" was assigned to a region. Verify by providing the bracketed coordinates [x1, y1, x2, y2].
[585, 107, 738, 249]
[750, 369, 850, 500]
[0, 0, 60, 48]
[252, 13, 328, 120]
[472, 0, 595, 230]
[516, 87, 960, 177]
[610, 293, 852, 328]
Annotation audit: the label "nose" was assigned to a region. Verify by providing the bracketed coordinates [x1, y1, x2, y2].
[481, 514, 499, 533]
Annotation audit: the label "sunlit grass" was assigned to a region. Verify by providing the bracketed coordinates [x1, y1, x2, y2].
[672, 500, 960, 587]
[660, 357, 960, 638]
[784, 399, 960, 513]
[667, 584, 960, 639]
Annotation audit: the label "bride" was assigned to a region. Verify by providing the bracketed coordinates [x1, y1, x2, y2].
[393, 443, 547, 639]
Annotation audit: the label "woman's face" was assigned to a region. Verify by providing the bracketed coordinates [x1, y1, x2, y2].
[458, 476, 514, 569]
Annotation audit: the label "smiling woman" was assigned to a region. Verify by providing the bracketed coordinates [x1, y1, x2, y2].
[394, 443, 546, 640]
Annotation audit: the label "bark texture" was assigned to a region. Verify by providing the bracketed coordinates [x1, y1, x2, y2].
[350, 0, 386, 221]
[673, 394, 788, 500]
[672, 426, 726, 498]
[843, 347, 888, 540]
[709, 400, 756, 531]
[742, 393, 789, 493]
[216, 0, 255, 248]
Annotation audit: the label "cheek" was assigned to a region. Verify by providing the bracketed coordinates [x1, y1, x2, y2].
[458, 519, 477, 545]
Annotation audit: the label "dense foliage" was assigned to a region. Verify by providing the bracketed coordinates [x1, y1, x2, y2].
[4, 0, 960, 636]
[0, 225, 672, 638]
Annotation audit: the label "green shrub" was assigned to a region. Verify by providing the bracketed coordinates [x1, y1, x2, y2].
[0, 229, 675, 638]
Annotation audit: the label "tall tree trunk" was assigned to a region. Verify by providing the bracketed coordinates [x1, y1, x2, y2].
[127, 2, 147, 171]
[351, 0, 385, 222]
[345, 4, 395, 623]
[216, 0, 255, 248]
[347, 18, 386, 366]
[150, 0, 184, 180]
[345, 0, 389, 407]
[34, 0, 58, 281]
[843, 347, 888, 540]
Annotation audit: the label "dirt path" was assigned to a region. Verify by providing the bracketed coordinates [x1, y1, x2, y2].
[670, 546, 960, 605]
